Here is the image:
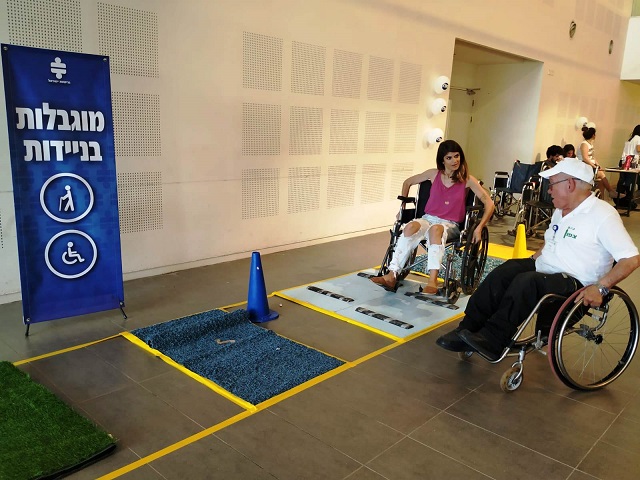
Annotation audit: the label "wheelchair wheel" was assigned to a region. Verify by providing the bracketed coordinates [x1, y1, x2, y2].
[377, 239, 394, 277]
[508, 208, 526, 236]
[495, 192, 514, 218]
[459, 225, 489, 294]
[500, 365, 523, 392]
[492, 193, 505, 218]
[548, 287, 640, 391]
[445, 278, 461, 304]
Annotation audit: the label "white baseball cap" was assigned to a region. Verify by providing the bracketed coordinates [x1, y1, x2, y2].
[539, 157, 594, 185]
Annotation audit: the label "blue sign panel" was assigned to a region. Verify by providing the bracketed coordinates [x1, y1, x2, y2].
[2, 44, 124, 324]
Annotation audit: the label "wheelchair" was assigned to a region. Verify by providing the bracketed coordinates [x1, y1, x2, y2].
[490, 161, 542, 218]
[457, 286, 639, 392]
[375, 180, 489, 305]
[507, 174, 553, 238]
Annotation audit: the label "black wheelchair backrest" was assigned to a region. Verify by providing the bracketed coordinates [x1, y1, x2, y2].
[415, 180, 431, 221]
[510, 161, 543, 193]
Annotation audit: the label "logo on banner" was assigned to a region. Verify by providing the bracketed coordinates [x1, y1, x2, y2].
[49, 56, 70, 85]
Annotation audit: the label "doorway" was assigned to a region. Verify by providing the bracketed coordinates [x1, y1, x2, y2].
[447, 40, 543, 185]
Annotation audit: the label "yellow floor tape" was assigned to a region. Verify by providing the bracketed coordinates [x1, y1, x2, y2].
[22, 243, 528, 479]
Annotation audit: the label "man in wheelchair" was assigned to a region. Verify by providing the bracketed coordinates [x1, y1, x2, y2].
[436, 157, 640, 360]
[371, 140, 494, 294]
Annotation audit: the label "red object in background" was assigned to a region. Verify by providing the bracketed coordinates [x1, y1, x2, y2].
[624, 155, 633, 169]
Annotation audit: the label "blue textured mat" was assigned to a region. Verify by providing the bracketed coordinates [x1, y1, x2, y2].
[131, 309, 344, 405]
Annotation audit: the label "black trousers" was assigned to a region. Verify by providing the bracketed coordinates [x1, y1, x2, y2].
[459, 258, 582, 349]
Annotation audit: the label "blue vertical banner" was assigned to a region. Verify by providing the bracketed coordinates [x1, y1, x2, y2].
[1, 44, 124, 325]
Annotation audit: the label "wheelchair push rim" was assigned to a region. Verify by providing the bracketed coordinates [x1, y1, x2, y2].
[460, 225, 489, 294]
[548, 287, 640, 391]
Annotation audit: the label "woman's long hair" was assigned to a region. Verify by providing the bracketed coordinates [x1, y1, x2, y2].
[629, 124, 640, 141]
[436, 139, 468, 183]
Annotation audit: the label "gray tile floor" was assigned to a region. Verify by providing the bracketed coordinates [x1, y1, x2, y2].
[2, 213, 640, 480]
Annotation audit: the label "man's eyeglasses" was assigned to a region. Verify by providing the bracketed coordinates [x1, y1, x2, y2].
[548, 178, 571, 188]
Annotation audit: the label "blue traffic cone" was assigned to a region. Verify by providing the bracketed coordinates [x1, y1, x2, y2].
[247, 251, 279, 323]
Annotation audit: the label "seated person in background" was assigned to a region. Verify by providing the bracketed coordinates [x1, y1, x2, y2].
[577, 126, 622, 198]
[563, 143, 576, 158]
[372, 140, 494, 294]
[621, 125, 640, 165]
[436, 157, 640, 360]
[540, 145, 563, 170]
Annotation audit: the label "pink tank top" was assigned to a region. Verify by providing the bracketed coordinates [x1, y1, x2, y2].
[424, 172, 467, 223]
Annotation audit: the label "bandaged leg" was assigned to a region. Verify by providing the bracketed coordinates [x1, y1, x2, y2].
[426, 243, 445, 272]
[420, 223, 447, 294]
[388, 219, 430, 274]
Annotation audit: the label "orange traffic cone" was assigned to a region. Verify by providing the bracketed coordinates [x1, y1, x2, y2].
[247, 252, 279, 323]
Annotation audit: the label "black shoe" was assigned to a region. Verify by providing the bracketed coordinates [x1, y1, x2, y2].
[435, 328, 471, 352]
[458, 329, 502, 361]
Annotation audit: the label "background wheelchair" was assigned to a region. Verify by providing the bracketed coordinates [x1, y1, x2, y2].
[375, 180, 489, 305]
[507, 174, 553, 238]
[490, 161, 542, 218]
[458, 286, 639, 392]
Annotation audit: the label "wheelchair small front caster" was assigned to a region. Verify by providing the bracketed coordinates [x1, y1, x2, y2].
[458, 350, 473, 361]
[444, 278, 461, 305]
[500, 366, 523, 392]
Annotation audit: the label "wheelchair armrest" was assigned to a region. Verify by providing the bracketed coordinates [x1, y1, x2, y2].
[466, 205, 483, 213]
[397, 195, 416, 203]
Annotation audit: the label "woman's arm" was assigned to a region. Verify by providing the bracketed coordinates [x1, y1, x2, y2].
[400, 169, 437, 197]
[467, 175, 495, 242]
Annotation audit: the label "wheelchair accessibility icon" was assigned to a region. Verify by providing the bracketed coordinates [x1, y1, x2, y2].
[62, 241, 85, 264]
[45, 230, 97, 279]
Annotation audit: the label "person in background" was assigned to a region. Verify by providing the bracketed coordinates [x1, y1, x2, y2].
[563, 144, 576, 158]
[621, 125, 640, 164]
[615, 125, 640, 204]
[371, 140, 494, 294]
[576, 126, 622, 199]
[541, 145, 563, 170]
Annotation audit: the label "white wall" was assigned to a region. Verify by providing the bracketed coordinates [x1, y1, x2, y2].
[0, 0, 639, 304]
[621, 17, 640, 80]
[466, 62, 544, 184]
[447, 61, 478, 153]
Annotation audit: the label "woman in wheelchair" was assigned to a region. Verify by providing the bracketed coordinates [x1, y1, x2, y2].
[437, 157, 640, 362]
[371, 139, 493, 294]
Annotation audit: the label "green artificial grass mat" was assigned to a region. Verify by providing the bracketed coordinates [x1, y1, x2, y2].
[0, 361, 116, 480]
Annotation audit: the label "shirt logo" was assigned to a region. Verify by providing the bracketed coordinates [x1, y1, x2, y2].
[563, 226, 577, 239]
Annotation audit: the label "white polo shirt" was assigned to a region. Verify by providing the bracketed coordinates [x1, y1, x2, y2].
[535, 194, 639, 286]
